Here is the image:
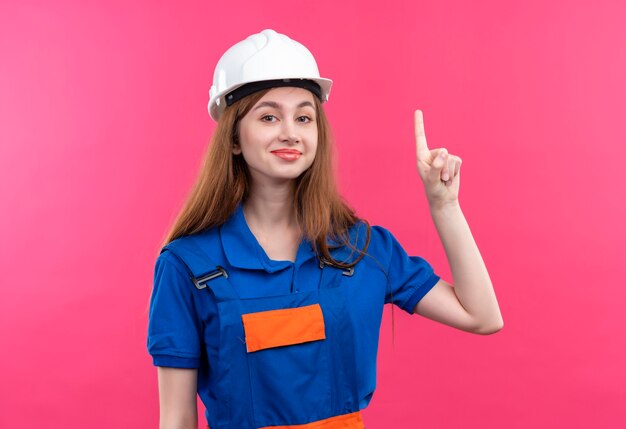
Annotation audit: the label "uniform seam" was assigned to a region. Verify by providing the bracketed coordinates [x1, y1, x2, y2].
[404, 272, 440, 313]
[151, 351, 201, 359]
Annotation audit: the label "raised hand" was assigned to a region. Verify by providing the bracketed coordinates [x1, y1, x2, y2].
[414, 109, 462, 209]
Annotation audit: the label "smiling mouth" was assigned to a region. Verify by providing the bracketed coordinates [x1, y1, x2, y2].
[271, 149, 302, 161]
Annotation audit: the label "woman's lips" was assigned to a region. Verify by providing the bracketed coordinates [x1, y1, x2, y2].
[271, 149, 302, 161]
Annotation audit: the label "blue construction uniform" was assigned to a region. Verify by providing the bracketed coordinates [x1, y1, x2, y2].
[147, 203, 440, 428]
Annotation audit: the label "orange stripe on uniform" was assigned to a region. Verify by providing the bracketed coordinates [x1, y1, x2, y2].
[259, 411, 364, 429]
[241, 304, 326, 353]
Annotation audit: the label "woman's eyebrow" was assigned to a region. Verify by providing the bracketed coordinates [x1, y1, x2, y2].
[253, 100, 315, 111]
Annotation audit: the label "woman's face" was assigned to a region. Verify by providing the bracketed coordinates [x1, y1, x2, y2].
[235, 87, 318, 185]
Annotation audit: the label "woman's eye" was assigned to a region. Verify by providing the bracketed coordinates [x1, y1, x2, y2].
[297, 116, 313, 123]
[261, 115, 277, 122]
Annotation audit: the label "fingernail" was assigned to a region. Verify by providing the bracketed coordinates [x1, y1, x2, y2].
[442, 173, 449, 181]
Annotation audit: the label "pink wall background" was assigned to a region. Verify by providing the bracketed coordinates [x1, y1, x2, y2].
[1, 0, 625, 427]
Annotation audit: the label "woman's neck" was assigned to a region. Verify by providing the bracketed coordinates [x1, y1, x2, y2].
[243, 180, 303, 262]
[243, 180, 297, 230]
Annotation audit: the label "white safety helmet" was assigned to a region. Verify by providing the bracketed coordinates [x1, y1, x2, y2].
[208, 29, 333, 121]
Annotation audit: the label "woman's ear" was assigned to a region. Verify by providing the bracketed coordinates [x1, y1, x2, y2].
[232, 141, 242, 155]
[232, 124, 242, 155]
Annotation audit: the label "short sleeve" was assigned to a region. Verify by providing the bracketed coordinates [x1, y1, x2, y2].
[371, 226, 440, 314]
[147, 250, 203, 368]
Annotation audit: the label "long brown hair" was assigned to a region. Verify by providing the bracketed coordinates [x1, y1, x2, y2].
[162, 88, 370, 268]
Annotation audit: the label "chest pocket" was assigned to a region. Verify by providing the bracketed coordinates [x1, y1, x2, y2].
[242, 304, 326, 352]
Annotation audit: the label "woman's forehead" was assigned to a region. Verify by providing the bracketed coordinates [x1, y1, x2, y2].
[255, 87, 316, 108]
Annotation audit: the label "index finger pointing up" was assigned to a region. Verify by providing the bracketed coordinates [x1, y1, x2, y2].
[414, 109, 430, 161]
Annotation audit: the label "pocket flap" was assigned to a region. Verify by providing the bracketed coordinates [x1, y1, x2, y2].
[242, 304, 326, 353]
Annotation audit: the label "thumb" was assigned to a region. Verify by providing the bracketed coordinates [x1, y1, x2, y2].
[428, 149, 448, 183]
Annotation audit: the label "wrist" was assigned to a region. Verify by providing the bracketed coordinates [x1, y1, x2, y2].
[429, 199, 461, 216]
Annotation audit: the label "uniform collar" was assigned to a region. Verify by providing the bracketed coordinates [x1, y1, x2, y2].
[219, 203, 317, 272]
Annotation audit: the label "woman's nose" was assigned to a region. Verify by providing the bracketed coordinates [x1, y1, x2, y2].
[278, 119, 300, 144]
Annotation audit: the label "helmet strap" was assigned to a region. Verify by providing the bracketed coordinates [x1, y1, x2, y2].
[225, 79, 322, 106]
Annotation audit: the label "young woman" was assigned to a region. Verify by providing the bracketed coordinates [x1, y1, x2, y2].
[147, 29, 503, 429]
